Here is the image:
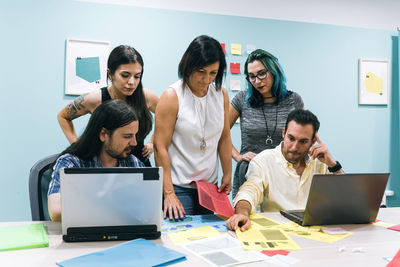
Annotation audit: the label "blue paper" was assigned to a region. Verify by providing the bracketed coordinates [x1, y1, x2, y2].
[75, 56, 100, 83]
[162, 214, 228, 233]
[57, 239, 186, 267]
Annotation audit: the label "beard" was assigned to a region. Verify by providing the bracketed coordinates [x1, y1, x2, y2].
[104, 145, 133, 160]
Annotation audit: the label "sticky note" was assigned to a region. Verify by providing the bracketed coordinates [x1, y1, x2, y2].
[220, 43, 226, 53]
[247, 44, 256, 54]
[230, 79, 241, 91]
[230, 63, 241, 74]
[231, 44, 242, 55]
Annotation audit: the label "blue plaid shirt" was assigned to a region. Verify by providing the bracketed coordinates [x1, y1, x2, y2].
[48, 153, 145, 195]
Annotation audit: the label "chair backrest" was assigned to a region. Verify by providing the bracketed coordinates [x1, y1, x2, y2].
[29, 154, 59, 221]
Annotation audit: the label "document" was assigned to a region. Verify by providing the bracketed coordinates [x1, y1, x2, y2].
[162, 214, 228, 234]
[276, 222, 353, 244]
[181, 233, 270, 266]
[0, 223, 48, 251]
[195, 181, 234, 218]
[235, 226, 300, 251]
[57, 238, 186, 267]
[168, 226, 221, 245]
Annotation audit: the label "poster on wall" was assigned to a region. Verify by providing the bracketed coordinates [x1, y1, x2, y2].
[358, 58, 389, 105]
[65, 38, 111, 95]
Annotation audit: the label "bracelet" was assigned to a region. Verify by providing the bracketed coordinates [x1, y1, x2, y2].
[328, 161, 342, 173]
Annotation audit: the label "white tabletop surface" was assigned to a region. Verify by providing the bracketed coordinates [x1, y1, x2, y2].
[1, 207, 399, 267]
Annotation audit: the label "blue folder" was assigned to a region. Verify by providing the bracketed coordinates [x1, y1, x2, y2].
[57, 238, 186, 267]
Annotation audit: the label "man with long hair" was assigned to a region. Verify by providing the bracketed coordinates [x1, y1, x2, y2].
[48, 99, 144, 221]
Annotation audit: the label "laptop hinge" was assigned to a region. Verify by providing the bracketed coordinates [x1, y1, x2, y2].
[63, 224, 160, 242]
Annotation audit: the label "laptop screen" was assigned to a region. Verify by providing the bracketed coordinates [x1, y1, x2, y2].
[60, 167, 163, 236]
[302, 173, 389, 225]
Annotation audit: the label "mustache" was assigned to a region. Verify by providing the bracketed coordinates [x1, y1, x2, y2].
[124, 146, 135, 152]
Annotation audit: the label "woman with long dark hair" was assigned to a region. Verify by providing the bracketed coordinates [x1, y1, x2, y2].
[58, 45, 158, 166]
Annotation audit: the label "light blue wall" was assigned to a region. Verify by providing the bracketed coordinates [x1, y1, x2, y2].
[0, 0, 398, 221]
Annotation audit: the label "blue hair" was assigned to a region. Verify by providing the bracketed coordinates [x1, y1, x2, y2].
[244, 49, 288, 107]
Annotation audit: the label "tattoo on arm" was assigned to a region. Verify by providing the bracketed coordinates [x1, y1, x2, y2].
[65, 94, 87, 120]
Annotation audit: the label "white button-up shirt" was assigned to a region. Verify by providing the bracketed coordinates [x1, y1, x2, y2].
[233, 143, 330, 212]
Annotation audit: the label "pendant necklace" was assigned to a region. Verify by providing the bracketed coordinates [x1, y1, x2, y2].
[261, 102, 278, 145]
[195, 92, 208, 152]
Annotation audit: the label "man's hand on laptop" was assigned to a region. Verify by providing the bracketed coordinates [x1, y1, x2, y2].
[163, 192, 186, 220]
[226, 200, 251, 231]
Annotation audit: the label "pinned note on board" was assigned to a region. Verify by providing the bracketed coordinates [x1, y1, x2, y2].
[230, 63, 241, 74]
[247, 44, 256, 54]
[220, 43, 226, 53]
[230, 79, 241, 91]
[231, 43, 242, 55]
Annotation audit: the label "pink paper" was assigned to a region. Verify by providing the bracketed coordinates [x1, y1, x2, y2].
[261, 250, 290, 257]
[195, 181, 234, 218]
[388, 224, 400, 231]
[230, 63, 240, 74]
[220, 43, 226, 53]
[387, 249, 400, 267]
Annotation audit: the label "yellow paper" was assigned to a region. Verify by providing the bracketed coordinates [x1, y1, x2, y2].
[231, 44, 242, 55]
[249, 213, 281, 229]
[168, 226, 220, 245]
[365, 72, 383, 94]
[277, 222, 353, 244]
[235, 226, 300, 251]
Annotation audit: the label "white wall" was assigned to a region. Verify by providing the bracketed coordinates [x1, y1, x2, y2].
[77, 0, 400, 30]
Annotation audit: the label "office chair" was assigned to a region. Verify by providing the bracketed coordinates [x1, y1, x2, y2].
[29, 154, 58, 221]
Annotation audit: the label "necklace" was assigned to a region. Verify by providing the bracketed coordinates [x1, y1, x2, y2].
[194, 93, 208, 152]
[261, 103, 278, 145]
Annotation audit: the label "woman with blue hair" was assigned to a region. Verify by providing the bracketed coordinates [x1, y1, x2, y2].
[229, 49, 304, 198]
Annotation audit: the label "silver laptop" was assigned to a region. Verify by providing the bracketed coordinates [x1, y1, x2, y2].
[280, 173, 389, 226]
[60, 167, 163, 242]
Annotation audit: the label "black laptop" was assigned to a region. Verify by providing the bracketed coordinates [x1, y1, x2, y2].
[280, 173, 389, 226]
[60, 167, 163, 242]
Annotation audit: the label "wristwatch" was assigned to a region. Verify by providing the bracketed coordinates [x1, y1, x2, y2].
[328, 161, 342, 173]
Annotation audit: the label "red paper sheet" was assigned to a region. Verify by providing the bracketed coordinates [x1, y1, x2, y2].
[261, 250, 290, 257]
[387, 249, 400, 267]
[388, 224, 400, 231]
[230, 63, 240, 74]
[195, 181, 234, 218]
[220, 43, 226, 53]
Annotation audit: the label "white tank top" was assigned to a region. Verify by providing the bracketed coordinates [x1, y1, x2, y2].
[168, 80, 224, 188]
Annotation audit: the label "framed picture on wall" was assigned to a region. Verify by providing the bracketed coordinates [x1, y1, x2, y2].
[65, 38, 111, 95]
[358, 58, 389, 105]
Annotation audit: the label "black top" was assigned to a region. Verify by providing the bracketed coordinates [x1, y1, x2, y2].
[100, 87, 150, 166]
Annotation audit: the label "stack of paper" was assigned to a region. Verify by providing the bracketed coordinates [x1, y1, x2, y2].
[57, 238, 186, 267]
[0, 223, 48, 251]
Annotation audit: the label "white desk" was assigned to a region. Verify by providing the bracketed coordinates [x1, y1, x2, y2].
[1, 208, 399, 267]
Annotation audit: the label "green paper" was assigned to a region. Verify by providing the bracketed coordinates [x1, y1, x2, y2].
[0, 223, 49, 251]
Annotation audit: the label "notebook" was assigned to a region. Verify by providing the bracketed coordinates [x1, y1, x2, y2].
[280, 173, 389, 226]
[60, 167, 163, 242]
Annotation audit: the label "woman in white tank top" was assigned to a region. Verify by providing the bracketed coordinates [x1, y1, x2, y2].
[154, 35, 232, 219]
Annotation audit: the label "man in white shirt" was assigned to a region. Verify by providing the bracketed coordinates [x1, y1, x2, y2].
[226, 109, 343, 231]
